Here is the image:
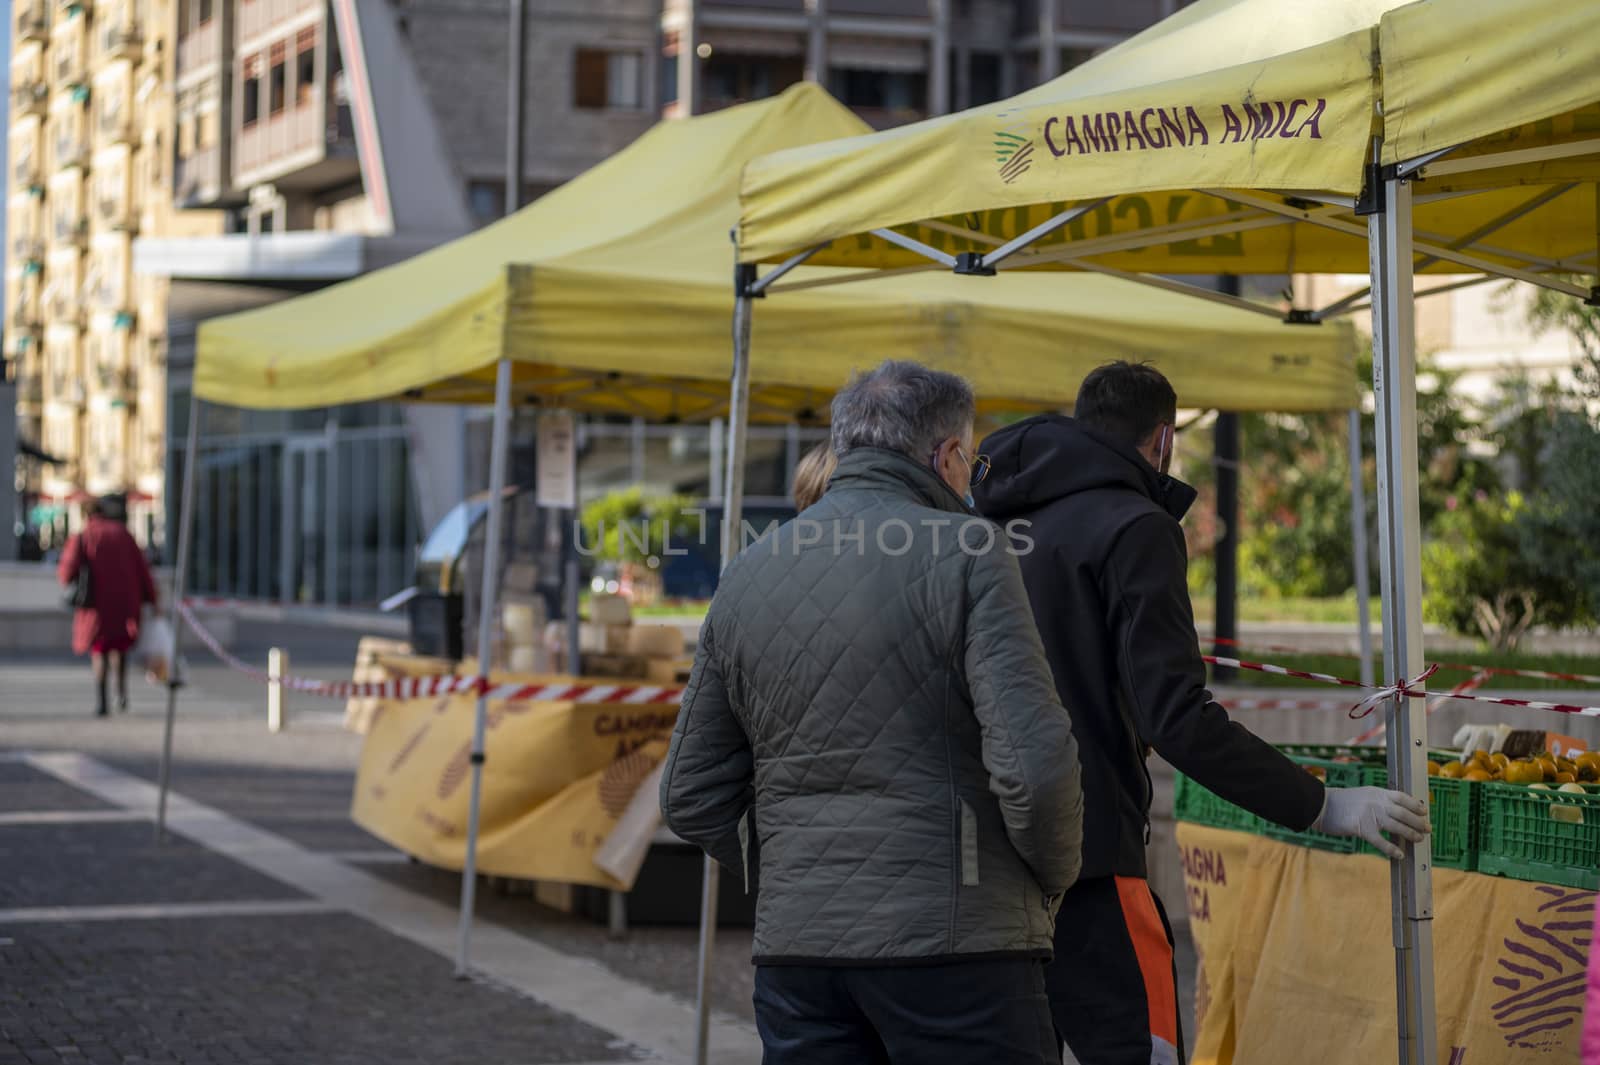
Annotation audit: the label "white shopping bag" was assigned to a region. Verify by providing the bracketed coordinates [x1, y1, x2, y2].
[134, 613, 179, 685]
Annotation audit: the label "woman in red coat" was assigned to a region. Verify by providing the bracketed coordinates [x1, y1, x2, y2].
[57, 495, 159, 716]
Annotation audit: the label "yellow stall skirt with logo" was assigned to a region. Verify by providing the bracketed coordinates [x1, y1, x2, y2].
[1177, 824, 1594, 1065]
[352, 682, 679, 891]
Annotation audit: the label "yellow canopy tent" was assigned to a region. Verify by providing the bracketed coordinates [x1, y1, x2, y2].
[193, 83, 1354, 415]
[728, 3, 1600, 1063]
[175, 81, 1361, 992]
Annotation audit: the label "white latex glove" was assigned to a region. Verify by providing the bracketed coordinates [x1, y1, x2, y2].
[1312, 787, 1430, 860]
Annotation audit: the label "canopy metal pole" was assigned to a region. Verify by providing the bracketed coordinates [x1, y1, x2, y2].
[691, 270, 756, 1065]
[1367, 169, 1436, 1065]
[155, 393, 201, 842]
[1348, 408, 1374, 688]
[454, 358, 514, 976]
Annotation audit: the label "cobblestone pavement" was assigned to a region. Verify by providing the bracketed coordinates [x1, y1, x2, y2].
[2, 913, 639, 1065]
[1, 659, 663, 1065]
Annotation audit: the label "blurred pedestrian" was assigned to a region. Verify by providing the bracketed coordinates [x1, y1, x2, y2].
[58, 494, 159, 717]
[790, 440, 836, 511]
[662, 359, 1083, 1065]
[976, 361, 1427, 1064]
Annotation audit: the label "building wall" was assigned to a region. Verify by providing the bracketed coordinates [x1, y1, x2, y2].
[1295, 274, 1587, 407]
[8, 0, 154, 546]
[403, 0, 660, 205]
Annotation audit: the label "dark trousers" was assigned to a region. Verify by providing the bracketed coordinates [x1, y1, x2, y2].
[754, 958, 1058, 1065]
[1045, 876, 1185, 1065]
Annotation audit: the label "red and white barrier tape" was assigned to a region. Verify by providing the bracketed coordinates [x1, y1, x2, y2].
[1208, 634, 1600, 687]
[1201, 652, 1600, 720]
[176, 598, 1594, 717]
[175, 603, 684, 705]
[1346, 669, 1492, 745]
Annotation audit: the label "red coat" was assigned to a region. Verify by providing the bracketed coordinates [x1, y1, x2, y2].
[58, 517, 158, 656]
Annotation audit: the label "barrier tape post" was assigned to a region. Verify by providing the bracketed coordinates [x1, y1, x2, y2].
[268, 648, 288, 732]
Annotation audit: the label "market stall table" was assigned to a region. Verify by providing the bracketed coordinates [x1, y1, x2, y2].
[1177, 823, 1594, 1065]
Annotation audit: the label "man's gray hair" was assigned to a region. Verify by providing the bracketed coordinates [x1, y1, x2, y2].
[830, 360, 976, 461]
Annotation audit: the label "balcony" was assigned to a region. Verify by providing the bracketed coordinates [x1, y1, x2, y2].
[51, 27, 90, 87]
[9, 291, 42, 333]
[234, 101, 358, 189]
[15, 3, 49, 42]
[177, 21, 221, 74]
[174, 146, 224, 207]
[98, 18, 144, 62]
[50, 213, 89, 248]
[11, 232, 45, 261]
[53, 132, 91, 171]
[96, 106, 136, 148]
[43, 250, 85, 324]
[12, 121, 43, 188]
[95, 187, 137, 233]
[83, 237, 135, 319]
[12, 80, 48, 118]
[17, 374, 45, 409]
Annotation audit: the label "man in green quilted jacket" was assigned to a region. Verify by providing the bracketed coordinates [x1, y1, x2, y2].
[662, 359, 1085, 1065]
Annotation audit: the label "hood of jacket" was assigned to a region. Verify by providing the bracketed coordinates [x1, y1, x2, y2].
[974, 414, 1196, 521]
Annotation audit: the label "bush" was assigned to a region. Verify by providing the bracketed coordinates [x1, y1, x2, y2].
[1422, 491, 1587, 651]
[579, 488, 699, 567]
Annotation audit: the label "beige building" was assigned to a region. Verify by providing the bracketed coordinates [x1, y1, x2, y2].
[7, 0, 225, 548]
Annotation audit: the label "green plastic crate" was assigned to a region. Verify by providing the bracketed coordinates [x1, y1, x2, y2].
[1475, 782, 1600, 890]
[1345, 764, 1478, 871]
[1173, 773, 1264, 834]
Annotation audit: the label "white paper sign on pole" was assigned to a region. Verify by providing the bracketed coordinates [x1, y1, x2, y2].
[537, 410, 577, 509]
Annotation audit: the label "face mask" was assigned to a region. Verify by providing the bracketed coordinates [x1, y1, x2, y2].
[963, 491, 975, 508]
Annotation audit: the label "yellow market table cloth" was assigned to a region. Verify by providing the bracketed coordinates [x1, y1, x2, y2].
[351, 674, 679, 891]
[1177, 824, 1594, 1065]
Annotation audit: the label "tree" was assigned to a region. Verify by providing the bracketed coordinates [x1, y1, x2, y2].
[1515, 288, 1600, 625]
[1182, 352, 1497, 602]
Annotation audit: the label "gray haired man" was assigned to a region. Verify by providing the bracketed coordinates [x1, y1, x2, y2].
[660, 359, 1085, 1065]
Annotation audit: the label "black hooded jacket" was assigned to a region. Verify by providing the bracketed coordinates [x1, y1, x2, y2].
[975, 414, 1325, 880]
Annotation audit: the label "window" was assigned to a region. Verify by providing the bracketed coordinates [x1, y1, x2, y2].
[969, 51, 1001, 106]
[198, 0, 213, 23]
[574, 49, 644, 110]
[660, 52, 678, 106]
[296, 32, 317, 108]
[242, 55, 262, 126]
[1060, 46, 1097, 74]
[829, 68, 926, 114]
[468, 181, 504, 225]
[269, 58, 286, 115]
[704, 54, 803, 109]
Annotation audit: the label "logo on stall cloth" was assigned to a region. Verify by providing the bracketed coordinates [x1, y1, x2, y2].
[990, 97, 1328, 184]
[1491, 885, 1596, 1051]
[993, 122, 1035, 185]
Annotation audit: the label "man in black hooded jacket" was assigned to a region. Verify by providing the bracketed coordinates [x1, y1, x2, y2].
[974, 361, 1428, 1065]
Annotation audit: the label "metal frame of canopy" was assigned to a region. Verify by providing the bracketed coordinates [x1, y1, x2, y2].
[708, 140, 1600, 1065]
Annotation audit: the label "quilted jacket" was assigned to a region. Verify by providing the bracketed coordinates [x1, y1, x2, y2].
[660, 446, 1085, 964]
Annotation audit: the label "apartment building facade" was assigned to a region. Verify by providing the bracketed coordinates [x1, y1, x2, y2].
[6, 0, 221, 550]
[5, 0, 1177, 596]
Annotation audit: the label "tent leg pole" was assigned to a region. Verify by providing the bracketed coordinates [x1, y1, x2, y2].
[1368, 173, 1436, 1065]
[1348, 408, 1375, 688]
[454, 357, 514, 978]
[692, 286, 755, 1065]
[155, 394, 202, 843]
